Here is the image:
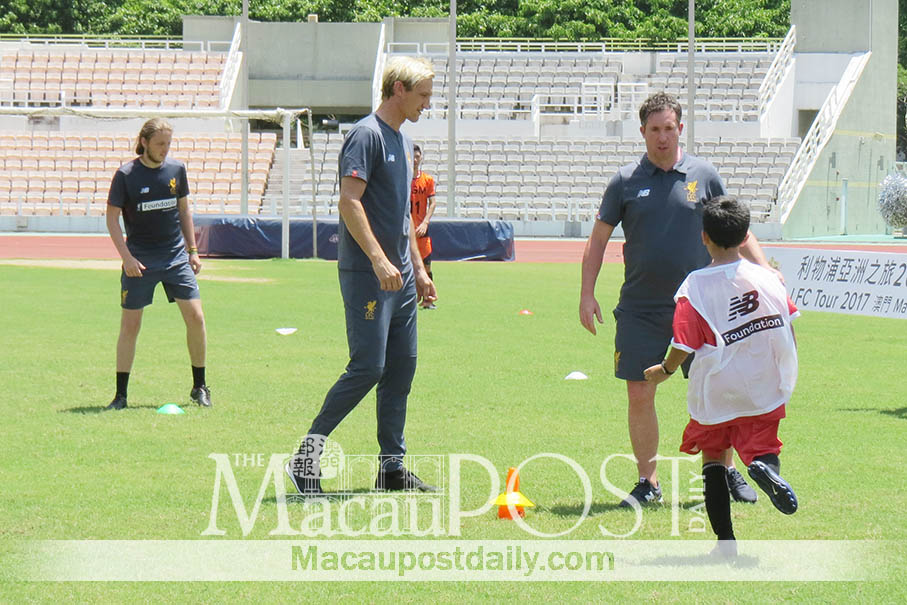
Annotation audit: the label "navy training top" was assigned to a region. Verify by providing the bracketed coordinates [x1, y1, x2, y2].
[596, 151, 726, 311]
[108, 157, 191, 269]
[337, 113, 414, 273]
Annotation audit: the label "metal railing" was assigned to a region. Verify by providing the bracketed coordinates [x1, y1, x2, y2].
[614, 82, 649, 121]
[777, 52, 872, 223]
[758, 25, 796, 117]
[391, 37, 784, 55]
[427, 86, 760, 125]
[0, 33, 229, 51]
[426, 97, 531, 121]
[219, 23, 243, 108]
[372, 23, 388, 112]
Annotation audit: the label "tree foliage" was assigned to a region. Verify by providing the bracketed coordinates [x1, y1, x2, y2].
[0, 0, 114, 34]
[0, 0, 792, 40]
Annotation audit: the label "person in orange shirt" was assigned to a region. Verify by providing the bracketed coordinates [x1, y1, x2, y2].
[410, 144, 437, 309]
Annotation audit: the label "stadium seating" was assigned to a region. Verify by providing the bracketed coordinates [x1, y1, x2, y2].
[0, 131, 276, 216]
[426, 51, 774, 123]
[264, 132, 798, 224]
[0, 49, 225, 108]
[0, 41, 797, 224]
[259, 45, 795, 223]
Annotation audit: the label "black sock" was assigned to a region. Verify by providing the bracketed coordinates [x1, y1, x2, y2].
[192, 366, 206, 389]
[703, 462, 735, 541]
[116, 372, 129, 398]
[754, 454, 780, 474]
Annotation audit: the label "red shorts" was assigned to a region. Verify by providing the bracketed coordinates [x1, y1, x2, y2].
[679, 405, 786, 466]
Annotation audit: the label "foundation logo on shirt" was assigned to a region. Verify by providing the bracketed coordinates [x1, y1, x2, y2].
[364, 300, 377, 320]
[686, 180, 698, 202]
[728, 290, 760, 320]
[169, 178, 178, 195]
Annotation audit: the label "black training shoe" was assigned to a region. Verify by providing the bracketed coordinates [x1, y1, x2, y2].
[284, 462, 324, 495]
[375, 466, 438, 492]
[727, 467, 758, 503]
[618, 478, 663, 508]
[190, 385, 212, 407]
[747, 461, 798, 515]
[105, 395, 127, 410]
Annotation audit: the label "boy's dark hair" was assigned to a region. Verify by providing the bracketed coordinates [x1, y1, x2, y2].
[413, 143, 422, 154]
[639, 92, 682, 126]
[702, 196, 750, 248]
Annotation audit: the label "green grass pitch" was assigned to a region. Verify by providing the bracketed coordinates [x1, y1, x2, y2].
[0, 259, 905, 602]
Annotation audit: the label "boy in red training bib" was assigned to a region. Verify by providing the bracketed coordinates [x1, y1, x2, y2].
[644, 195, 799, 557]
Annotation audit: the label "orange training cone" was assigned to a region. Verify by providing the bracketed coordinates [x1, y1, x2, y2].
[495, 467, 535, 519]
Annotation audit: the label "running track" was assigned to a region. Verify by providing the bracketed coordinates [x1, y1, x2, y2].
[0, 233, 904, 262]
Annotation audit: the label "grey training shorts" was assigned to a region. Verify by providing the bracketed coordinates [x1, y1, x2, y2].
[120, 262, 200, 309]
[613, 306, 692, 381]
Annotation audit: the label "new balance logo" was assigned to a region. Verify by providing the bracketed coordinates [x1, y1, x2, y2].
[728, 290, 760, 320]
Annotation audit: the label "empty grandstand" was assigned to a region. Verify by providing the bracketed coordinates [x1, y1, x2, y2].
[0, 129, 276, 216]
[0, 48, 224, 108]
[0, 0, 898, 240]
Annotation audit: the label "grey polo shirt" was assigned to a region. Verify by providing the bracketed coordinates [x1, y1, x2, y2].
[337, 113, 414, 273]
[597, 152, 726, 311]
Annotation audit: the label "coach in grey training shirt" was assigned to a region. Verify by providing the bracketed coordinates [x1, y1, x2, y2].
[598, 150, 722, 313]
[579, 92, 778, 509]
[287, 57, 438, 495]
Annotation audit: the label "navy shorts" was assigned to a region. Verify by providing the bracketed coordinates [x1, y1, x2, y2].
[613, 307, 692, 381]
[120, 262, 200, 309]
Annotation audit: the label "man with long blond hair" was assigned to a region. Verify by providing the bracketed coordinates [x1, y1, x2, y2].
[105, 118, 210, 410]
[287, 57, 437, 494]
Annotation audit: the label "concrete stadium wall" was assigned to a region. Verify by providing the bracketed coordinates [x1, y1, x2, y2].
[760, 57, 797, 139]
[784, 0, 897, 237]
[182, 16, 451, 113]
[183, 16, 380, 113]
[385, 18, 449, 45]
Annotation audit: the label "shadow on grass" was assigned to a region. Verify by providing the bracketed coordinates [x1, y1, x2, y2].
[545, 501, 630, 517]
[59, 405, 162, 414]
[263, 487, 402, 504]
[547, 499, 713, 518]
[838, 406, 907, 419]
[645, 553, 760, 569]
